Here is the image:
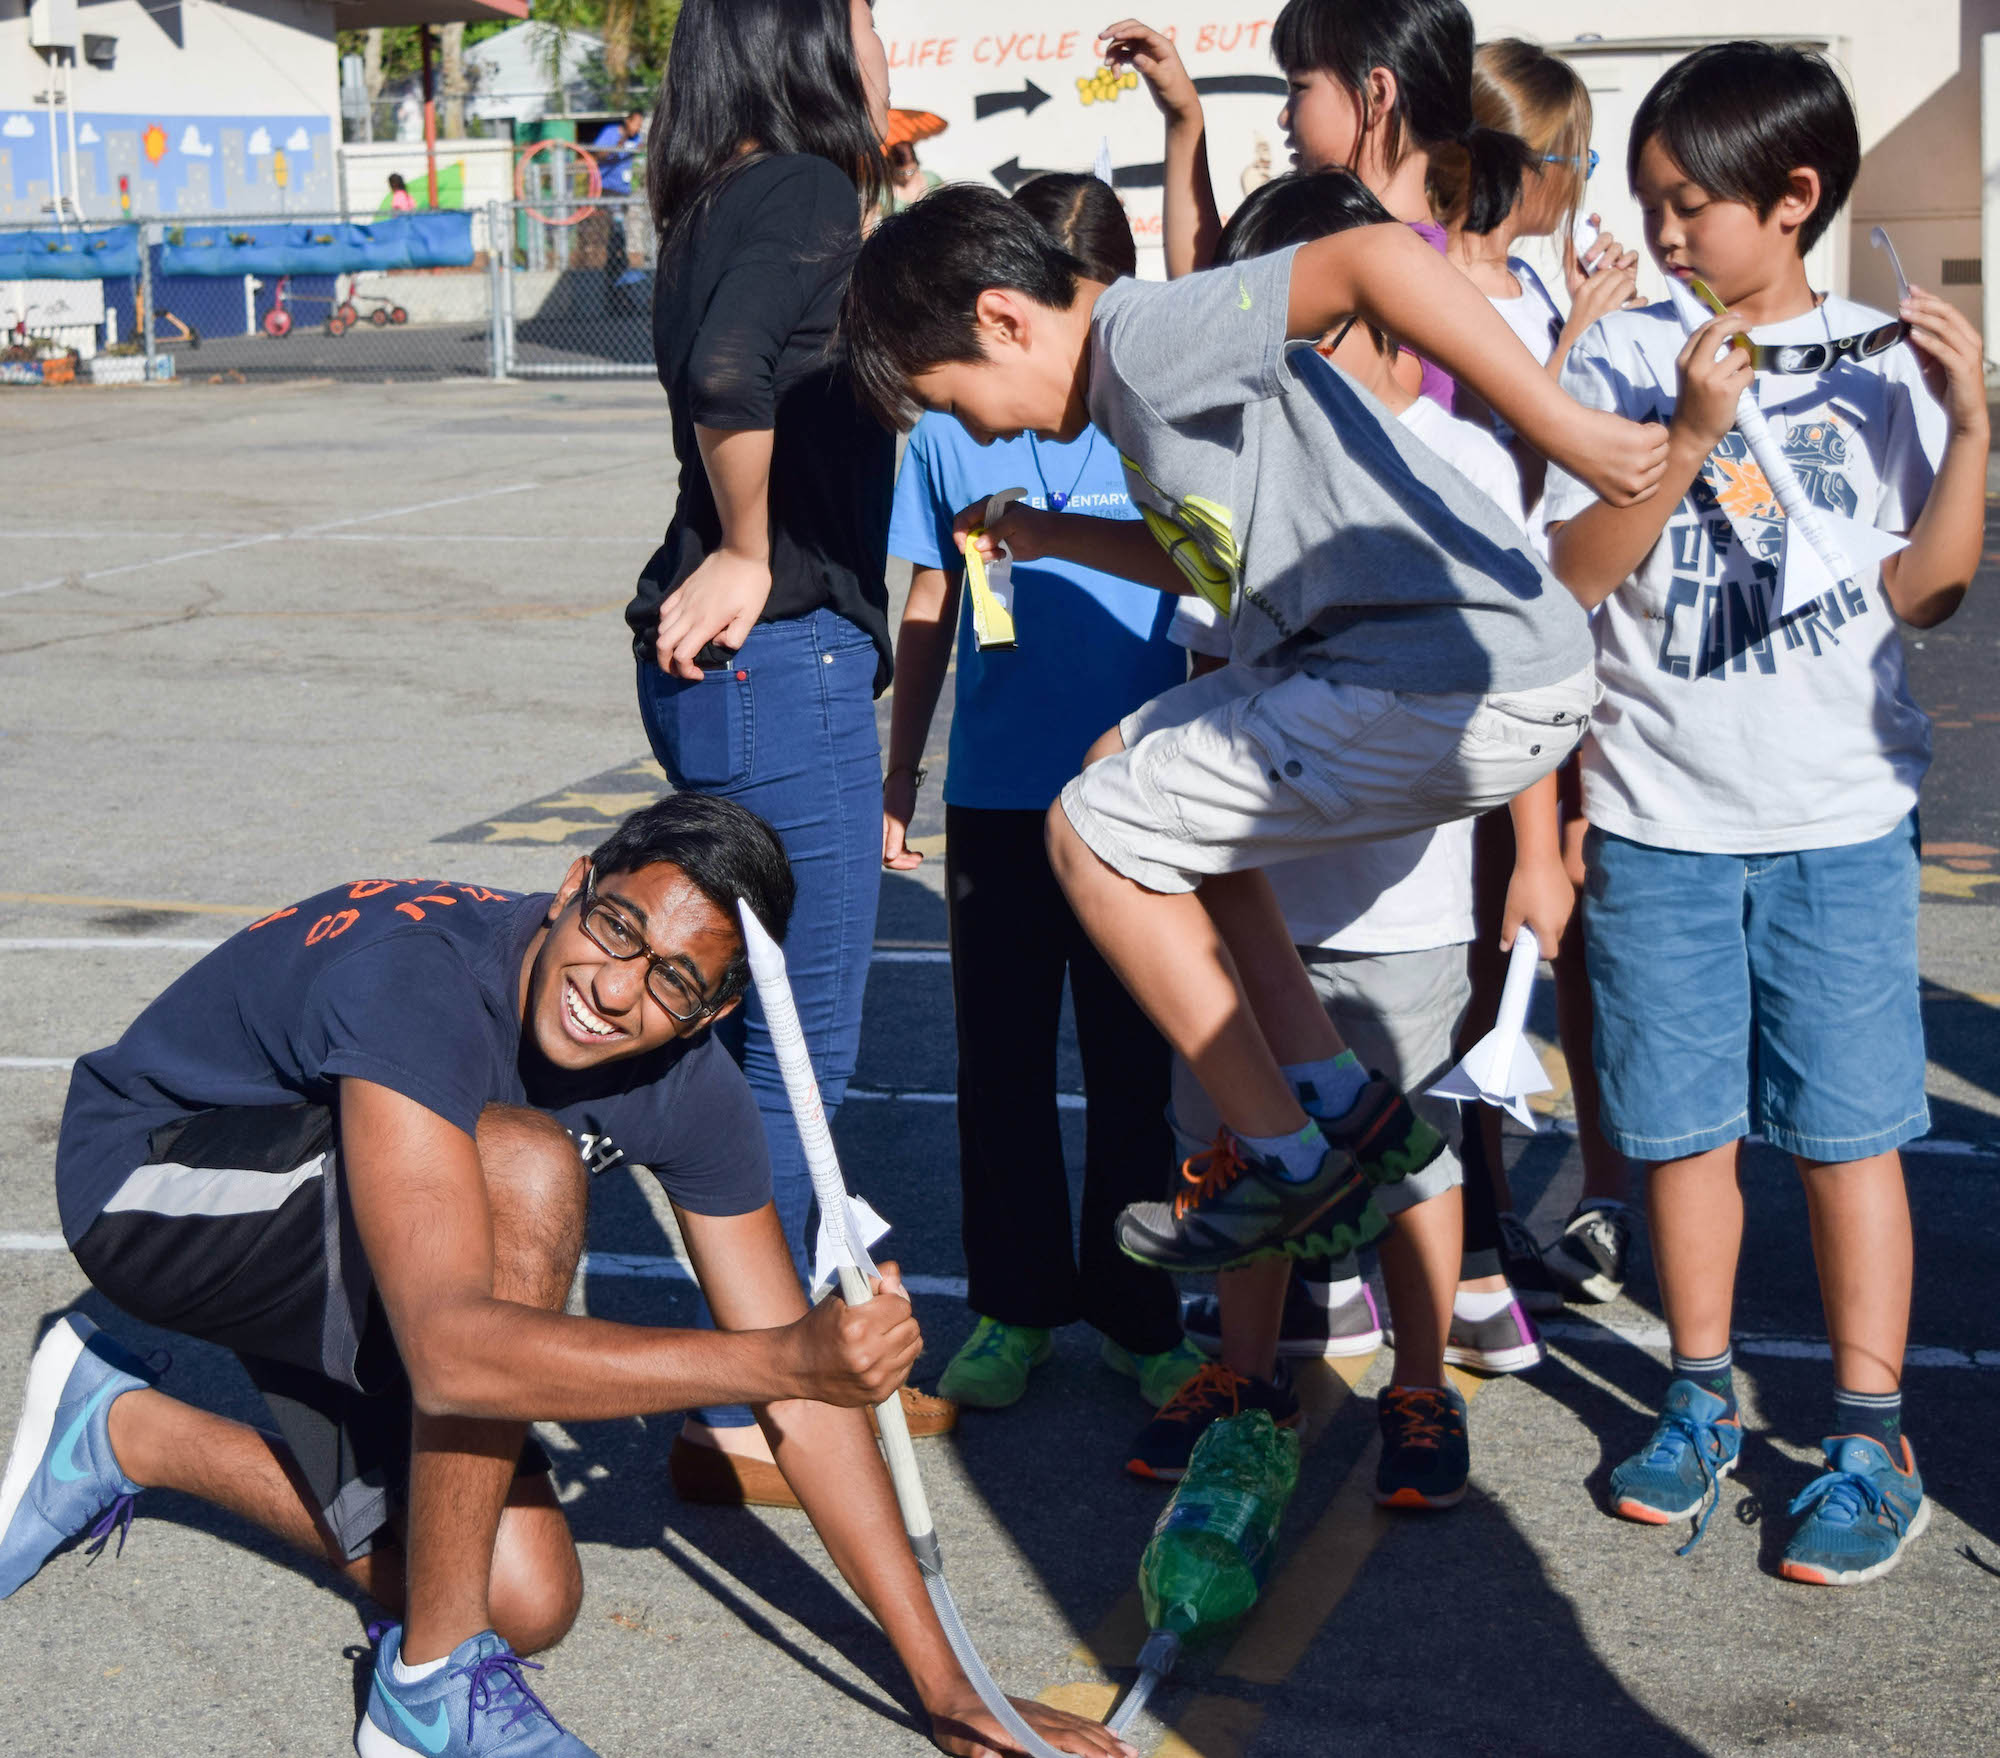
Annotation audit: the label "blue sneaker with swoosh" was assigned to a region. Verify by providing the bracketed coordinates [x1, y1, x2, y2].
[359, 1624, 600, 1757]
[0, 1313, 152, 1599]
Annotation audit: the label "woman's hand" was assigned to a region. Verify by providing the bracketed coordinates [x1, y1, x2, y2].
[1098, 20, 1200, 124]
[882, 768, 925, 870]
[652, 548, 773, 679]
[1901, 287, 1991, 439]
[1502, 850, 1575, 954]
[1670, 312, 1754, 454]
[926, 1685, 1139, 1758]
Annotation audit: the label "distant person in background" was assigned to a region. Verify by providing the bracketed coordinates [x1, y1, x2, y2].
[386, 171, 415, 214]
[879, 139, 941, 217]
[592, 109, 648, 313]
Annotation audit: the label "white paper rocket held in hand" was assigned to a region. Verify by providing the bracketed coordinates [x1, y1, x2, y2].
[1428, 927, 1552, 1128]
[964, 486, 1028, 651]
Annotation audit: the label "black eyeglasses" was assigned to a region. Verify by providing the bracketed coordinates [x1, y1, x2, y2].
[1544, 148, 1599, 179]
[577, 870, 721, 1023]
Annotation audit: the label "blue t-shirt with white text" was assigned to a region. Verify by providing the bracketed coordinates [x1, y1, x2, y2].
[887, 416, 1184, 810]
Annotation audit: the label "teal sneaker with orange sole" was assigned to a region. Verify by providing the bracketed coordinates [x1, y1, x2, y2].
[1608, 1379, 1742, 1553]
[1780, 1434, 1928, 1587]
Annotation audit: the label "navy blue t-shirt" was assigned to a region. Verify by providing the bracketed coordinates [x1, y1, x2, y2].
[55, 878, 771, 1242]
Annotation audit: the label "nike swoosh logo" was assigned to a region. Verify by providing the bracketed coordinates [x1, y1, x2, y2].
[379, 1685, 451, 1755]
[48, 1381, 119, 1485]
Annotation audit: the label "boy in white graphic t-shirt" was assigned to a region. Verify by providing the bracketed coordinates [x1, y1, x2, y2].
[1545, 42, 1988, 1587]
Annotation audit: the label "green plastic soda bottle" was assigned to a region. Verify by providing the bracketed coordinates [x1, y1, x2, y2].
[1139, 1409, 1302, 1640]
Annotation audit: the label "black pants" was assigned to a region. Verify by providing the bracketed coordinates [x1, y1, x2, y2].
[946, 807, 1182, 1355]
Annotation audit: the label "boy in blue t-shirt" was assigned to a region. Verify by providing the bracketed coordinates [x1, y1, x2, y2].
[883, 175, 1201, 1413]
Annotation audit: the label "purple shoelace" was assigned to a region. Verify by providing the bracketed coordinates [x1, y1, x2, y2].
[455, 1650, 562, 1741]
[83, 1493, 137, 1563]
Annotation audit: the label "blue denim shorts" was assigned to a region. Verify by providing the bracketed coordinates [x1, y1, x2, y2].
[1581, 815, 1927, 1164]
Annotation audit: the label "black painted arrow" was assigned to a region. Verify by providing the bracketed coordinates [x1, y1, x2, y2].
[1193, 74, 1288, 98]
[1112, 161, 1165, 190]
[975, 79, 1051, 120]
[990, 156, 1059, 193]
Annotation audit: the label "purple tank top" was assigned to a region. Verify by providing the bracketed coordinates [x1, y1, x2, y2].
[1406, 219, 1455, 412]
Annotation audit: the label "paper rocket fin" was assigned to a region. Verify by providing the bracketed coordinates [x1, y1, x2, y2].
[1776, 509, 1907, 617]
[811, 1192, 892, 1300]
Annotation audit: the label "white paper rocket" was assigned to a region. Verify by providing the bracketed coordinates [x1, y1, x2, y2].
[1428, 926, 1552, 1127]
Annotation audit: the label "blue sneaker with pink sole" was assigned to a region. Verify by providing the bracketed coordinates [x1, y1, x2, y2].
[0, 1313, 152, 1599]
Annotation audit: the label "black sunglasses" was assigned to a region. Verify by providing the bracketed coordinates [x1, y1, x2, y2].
[576, 870, 724, 1023]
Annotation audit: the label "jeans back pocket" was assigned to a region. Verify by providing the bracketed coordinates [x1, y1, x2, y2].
[641, 664, 753, 788]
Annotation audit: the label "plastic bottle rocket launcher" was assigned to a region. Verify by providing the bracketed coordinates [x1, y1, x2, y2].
[1106, 1410, 1303, 1736]
[734, 901, 1074, 1758]
[963, 487, 1028, 650]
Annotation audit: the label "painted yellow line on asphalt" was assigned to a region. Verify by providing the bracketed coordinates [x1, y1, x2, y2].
[1154, 1696, 1267, 1757]
[1218, 1364, 1487, 1686]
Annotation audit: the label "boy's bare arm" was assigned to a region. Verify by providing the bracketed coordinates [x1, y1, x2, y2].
[953, 501, 1192, 595]
[1101, 21, 1222, 278]
[1287, 227, 1670, 508]
[1880, 290, 1990, 628]
[883, 563, 960, 870]
[1548, 314, 1753, 608]
[1501, 772, 1573, 953]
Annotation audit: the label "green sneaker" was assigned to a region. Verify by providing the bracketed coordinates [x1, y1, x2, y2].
[1099, 1335, 1209, 1408]
[936, 1316, 1052, 1409]
[1116, 1129, 1388, 1272]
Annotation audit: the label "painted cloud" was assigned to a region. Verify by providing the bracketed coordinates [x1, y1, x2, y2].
[179, 124, 214, 158]
[77, 122, 100, 145]
[285, 127, 311, 152]
[2, 114, 35, 139]
[246, 126, 272, 156]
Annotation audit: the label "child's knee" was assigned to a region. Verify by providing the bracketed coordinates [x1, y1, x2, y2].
[474, 1105, 587, 1305]
[489, 1498, 583, 1656]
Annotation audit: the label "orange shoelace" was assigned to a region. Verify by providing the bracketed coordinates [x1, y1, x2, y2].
[1155, 1362, 1244, 1425]
[1383, 1386, 1451, 1451]
[1174, 1132, 1251, 1219]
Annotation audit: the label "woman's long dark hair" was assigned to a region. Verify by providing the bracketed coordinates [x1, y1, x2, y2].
[1271, 0, 1531, 234]
[647, 0, 884, 240]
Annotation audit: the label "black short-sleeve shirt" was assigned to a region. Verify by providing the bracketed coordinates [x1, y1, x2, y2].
[625, 153, 896, 692]
[55, 879, 771, 1241]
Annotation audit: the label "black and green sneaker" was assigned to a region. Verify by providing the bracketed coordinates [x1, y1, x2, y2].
[1318, 1077, 1445, 1189]
[1115, 1130, 1389, 1273]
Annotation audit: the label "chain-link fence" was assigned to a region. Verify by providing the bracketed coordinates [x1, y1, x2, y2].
[1, 198, 656, 386]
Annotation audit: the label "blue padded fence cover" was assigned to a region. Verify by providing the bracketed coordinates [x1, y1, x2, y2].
[156, 212, 474, 278]
[0, 226, 141, 280]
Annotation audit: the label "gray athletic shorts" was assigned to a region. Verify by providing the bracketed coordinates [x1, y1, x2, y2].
[1169, 942, 1471, 1216]
[71, 1101, 549, 1560]
[1060, 663, 1594, 895]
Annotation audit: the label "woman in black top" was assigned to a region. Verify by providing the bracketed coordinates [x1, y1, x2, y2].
[629, 0, 918, 1469]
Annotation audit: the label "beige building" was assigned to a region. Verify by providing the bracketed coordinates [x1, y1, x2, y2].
[875, 0, 1993, 335]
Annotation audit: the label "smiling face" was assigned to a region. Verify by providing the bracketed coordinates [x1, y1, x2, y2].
[907, 287, 1093, 443]
[1632, 134, 1820, 307]
[521, 857, 743, 1071]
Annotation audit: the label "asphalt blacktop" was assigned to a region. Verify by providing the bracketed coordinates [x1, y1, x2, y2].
[0, 377, 1997, 1756]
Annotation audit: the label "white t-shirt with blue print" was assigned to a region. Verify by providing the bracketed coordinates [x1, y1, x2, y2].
[887, 415, 1186, 811]
[1545, 295, 1944, 855]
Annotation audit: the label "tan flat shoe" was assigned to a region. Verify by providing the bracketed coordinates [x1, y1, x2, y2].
[872, 1384, 959, 1440]
[669, 1432, 801, 1509]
